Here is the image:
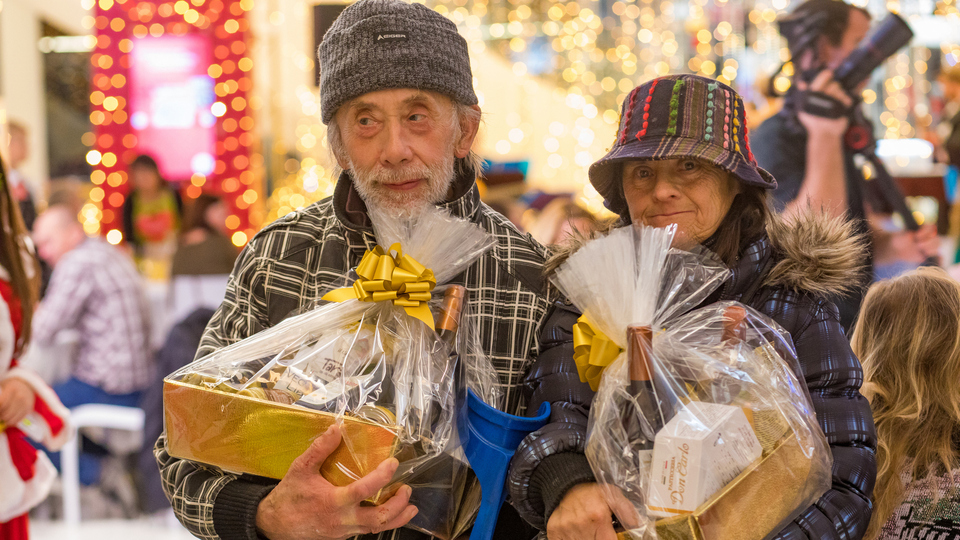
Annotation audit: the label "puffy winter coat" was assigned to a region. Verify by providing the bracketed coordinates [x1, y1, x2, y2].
[508, 212, 878, 540]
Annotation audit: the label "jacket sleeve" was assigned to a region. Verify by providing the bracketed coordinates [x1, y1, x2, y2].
[156, 239, 277, 540]
[508, 301, 597, 529]
[770, 297, 877, 540]
[154, 434, 275, 540]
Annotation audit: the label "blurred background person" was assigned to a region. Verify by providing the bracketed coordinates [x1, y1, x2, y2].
[31, 204, 152, 486]
[752, 0, 939, 330]
[525, 197, 602, 246]
[852, 267, 960, 539]
[170, 193, 237, 277]
[3, 122, 38, 232]
[122, 155, 183, 280]
[932, 63, 960, 171]
[136, 306, 215, 520]
[929, 63, 960, 265]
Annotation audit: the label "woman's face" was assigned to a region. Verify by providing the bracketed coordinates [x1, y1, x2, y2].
[131, 165, 162, 193]
[621, 158, 739, 249]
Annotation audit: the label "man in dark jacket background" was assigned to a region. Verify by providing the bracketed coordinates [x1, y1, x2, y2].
[154, 1, 553, 539]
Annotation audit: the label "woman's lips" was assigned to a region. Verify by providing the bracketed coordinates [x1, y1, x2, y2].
[649, 211, 690, 219]
[383, 179, 423, 191]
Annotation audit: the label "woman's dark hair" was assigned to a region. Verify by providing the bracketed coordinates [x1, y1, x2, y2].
[131, 154, 161, 174]
[706, 184, 773, 266]
[182, 193, 223, 234]
[0, 156, 39, 353]
[789, 0, 871, 49]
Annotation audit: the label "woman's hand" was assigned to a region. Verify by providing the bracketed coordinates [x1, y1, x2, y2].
[547, 483, 639, 540]
[0, 378, 36, 426]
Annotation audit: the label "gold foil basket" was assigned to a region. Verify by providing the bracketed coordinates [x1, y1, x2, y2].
[163, 380, 401, 504]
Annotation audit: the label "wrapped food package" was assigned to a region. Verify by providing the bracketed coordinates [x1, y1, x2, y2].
[164, 206, 498, 537]
[553, 225, 832, 540]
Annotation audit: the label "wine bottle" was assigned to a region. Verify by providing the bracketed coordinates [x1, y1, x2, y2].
[709, 305, 748, 404]
[624, 325, 667, 450]
[721, 305, 748, 343]
[437, 285, 466, 350]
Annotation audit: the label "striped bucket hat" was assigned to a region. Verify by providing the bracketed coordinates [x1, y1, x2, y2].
[589, 74, 776, 216]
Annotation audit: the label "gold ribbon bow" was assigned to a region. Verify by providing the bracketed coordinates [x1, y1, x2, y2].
[322, 243, 437, 330]
[572, 314, 624, 392]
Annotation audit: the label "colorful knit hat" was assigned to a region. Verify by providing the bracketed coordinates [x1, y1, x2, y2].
[589, 74, 776, 216]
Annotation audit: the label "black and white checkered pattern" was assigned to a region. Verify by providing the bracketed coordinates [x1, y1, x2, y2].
[156, 173, 553, 540]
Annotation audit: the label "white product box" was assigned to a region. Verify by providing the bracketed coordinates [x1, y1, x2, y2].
[646, 401, 762, 517]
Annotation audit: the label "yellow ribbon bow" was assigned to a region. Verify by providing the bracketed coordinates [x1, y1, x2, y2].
[572, 314, 624, 392]
[322, 243, 437, 330]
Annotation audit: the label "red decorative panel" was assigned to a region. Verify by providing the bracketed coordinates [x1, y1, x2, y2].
[91, 0, 255, 244]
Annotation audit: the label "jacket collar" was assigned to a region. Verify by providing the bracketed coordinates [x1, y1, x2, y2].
[719, 234, 774, 301]
[332, 168, 482, 238]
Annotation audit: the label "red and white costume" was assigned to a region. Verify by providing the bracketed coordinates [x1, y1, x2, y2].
[0, 270, 70, 539]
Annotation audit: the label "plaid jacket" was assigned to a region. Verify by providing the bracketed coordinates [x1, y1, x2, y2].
[510, 216, 877, 539]
[155, 171, 552, 540]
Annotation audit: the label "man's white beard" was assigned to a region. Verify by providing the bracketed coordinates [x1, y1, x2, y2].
[349, 151, 456, 213]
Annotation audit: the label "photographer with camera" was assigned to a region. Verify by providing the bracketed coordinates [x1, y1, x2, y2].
[753, 0, 939, 330]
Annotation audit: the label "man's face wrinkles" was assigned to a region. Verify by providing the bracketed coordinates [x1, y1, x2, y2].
[337, 89, 460, 211]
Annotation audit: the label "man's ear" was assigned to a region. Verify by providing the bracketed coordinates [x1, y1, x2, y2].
[454, 105, 481, 159]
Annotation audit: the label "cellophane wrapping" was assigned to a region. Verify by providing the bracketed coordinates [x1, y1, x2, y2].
[163, 206, 497, 538]
[552, 225, 832, 540]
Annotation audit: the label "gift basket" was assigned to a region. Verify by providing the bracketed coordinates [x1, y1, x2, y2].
[553, 224, 832, 540]
[163, 206, 499, 539]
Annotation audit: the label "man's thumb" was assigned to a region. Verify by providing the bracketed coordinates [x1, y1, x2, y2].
[294, 423, 342, 472]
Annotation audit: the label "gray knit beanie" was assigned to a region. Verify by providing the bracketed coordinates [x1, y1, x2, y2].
[317, 0, 478, 124]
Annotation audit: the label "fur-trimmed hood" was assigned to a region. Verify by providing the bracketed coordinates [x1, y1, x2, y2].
[762, 210, 868, 296]
[545, 210, 868, 298]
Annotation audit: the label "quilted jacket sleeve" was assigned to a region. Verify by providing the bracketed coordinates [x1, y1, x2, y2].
[507, 302, 597, 529]
[766, 295, 877, 540]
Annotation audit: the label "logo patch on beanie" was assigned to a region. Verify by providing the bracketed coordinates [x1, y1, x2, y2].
[375, 31, 408, 43]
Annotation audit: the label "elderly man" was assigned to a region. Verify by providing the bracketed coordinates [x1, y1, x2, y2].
[155, 1, 553, 539]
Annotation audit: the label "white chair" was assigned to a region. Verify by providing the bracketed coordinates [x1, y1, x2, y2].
[61, 404, 145, 526]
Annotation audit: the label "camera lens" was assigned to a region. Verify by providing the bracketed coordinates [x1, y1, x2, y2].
[834, 13, 913, 93]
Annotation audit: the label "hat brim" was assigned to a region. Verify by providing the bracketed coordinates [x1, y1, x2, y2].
[588, 135, 777, 215]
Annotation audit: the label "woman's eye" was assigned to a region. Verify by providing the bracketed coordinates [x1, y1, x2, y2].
[409, 114, 425, 121]
[358, 117, 373, 126]
[682, 160, 698, 171]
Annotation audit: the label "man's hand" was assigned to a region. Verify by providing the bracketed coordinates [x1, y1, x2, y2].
[796, 70, 853, 137]
[546, 483, 640, 540]
[891, 223, 941, 265]
[0, 377, 36, 426]
[255, 424, 418, 540]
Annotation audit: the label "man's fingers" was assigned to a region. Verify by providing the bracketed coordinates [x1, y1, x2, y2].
[353, 485, 414, 532]
[293, 424, 342, 473]
[809, 69, 836, 92]
[341, 457, 399, 505]
[380, 504, 418, 533]
[596, 521, 619, 540]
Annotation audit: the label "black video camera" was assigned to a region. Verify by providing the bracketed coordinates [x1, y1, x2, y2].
[775, 10, 913, 117]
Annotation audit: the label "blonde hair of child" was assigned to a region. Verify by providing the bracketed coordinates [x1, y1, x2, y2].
[851, 266, 960, 540]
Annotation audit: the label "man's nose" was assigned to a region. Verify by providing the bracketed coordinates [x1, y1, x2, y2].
[380, 122, 413, 166]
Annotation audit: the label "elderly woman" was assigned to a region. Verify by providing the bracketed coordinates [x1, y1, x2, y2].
[508, 74, 877, 540]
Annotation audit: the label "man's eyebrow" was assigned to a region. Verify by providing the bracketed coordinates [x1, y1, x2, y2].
[401, 93, 438, 108]
[345, 100, 379, 114]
